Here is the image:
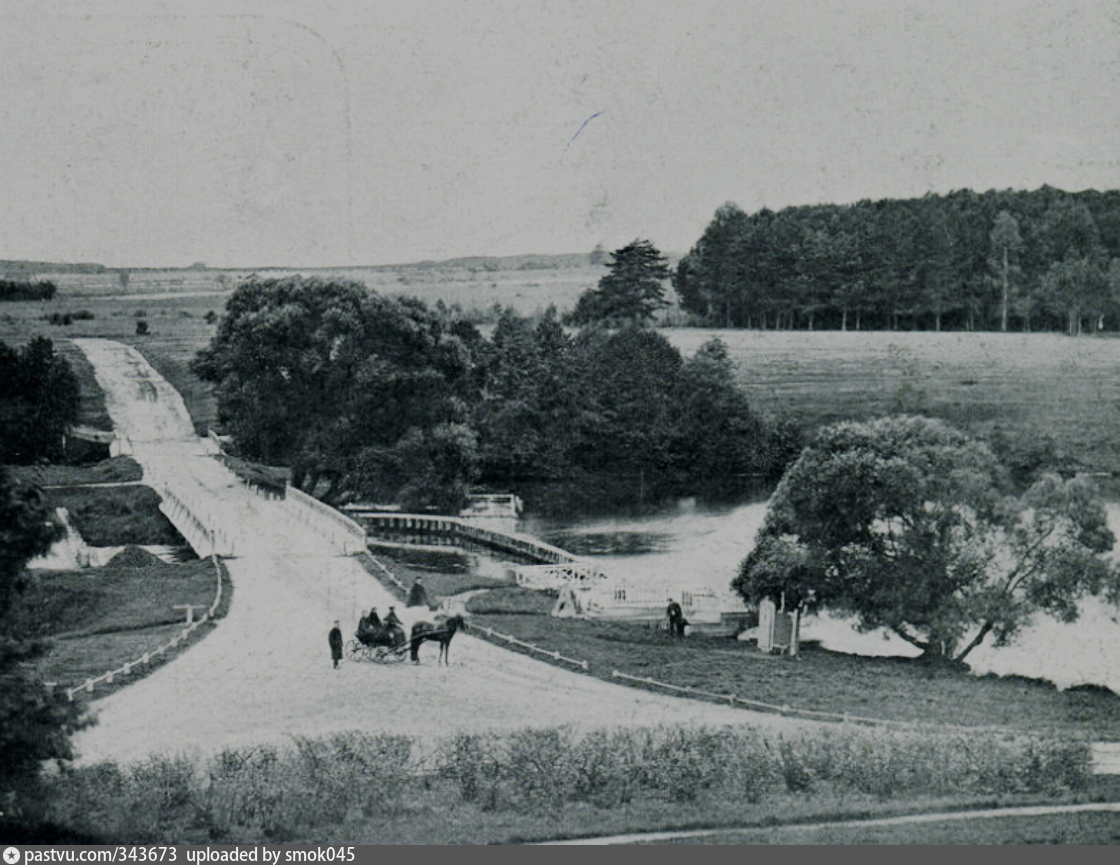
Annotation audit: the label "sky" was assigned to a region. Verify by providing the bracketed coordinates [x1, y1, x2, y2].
[2, 0, 1119, 267]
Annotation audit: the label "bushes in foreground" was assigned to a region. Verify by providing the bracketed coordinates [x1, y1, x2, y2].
[35, 725, 1093, 843]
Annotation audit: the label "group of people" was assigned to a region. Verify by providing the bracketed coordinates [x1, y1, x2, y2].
[327, 579, 437, 668]
[358, 605, 403, 642]
[327, 605, 405, 668]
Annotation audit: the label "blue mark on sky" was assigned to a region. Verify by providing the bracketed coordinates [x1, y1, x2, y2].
[560, 111, 604, 164]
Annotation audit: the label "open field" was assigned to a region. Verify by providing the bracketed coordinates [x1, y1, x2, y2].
[458, 583, 1120, 739]
[23, 255, 605, 318]
[668, 329, 1120, 473]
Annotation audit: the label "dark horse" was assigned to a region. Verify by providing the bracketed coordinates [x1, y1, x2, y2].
[409, 615, 465, 665]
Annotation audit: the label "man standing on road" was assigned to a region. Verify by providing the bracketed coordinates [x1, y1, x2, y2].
[329, 620, 344, 669]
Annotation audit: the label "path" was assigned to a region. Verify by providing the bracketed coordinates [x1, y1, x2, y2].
[542, 801, 1120, 845]
[70, 339, 791, 766]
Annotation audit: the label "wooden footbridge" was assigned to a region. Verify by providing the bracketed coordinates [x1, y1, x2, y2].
[342, 508, 583, 567]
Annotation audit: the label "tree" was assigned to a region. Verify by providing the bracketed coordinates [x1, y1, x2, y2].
[988, 210, 1023, 332]
[193, 278, 478, 508]
[0, 337, 80, 464]
[0, 468, 87, 798]
[734, 416, 1119, 662]
[568, 239, 670, 325]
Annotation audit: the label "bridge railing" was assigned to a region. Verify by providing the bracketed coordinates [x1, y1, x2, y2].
[349, 510, 581, 566]
[158, 484, 234, 556]
[283, 487, 367, 555]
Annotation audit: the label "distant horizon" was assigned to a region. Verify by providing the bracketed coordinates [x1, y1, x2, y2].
[4, 180, 1115, 273]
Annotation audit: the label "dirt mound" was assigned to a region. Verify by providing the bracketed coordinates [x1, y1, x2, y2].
[107, 545, 164, 568]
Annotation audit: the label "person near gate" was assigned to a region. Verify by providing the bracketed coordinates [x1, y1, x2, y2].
[328, 620, 344, 669]
[667, 598, 684, 637]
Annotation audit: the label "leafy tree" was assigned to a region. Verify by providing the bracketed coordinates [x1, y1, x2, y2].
[735, 416, 1119, 661]
[0, 468, 88, 798]
[988, 210, 1023, 332]
[568, 239, 670, 325]
[193, 278, 478, 509]
[0, 337, 80, 464]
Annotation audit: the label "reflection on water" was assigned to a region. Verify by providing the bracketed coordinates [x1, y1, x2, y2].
[521, 494, 769, 592]
[542, 530, 674, 556]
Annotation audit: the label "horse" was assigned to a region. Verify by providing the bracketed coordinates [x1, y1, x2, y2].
[409, 615, 465, 665]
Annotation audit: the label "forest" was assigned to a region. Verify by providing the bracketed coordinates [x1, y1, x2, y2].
[674, 187, 1120, 334]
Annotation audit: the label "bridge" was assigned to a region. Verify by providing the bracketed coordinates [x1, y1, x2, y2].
[343, 508, 580, 566]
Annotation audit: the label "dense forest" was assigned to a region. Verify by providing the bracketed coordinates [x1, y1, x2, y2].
[674, 187, 1120, 334]
[193, 278, 798, 512]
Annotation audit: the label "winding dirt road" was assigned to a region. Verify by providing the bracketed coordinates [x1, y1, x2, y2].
[71, 339, 788, 766]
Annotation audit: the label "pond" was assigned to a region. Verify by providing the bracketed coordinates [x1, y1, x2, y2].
[519, 492, 1120, 694]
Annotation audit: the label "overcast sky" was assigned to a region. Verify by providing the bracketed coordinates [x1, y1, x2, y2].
[2, 0, 1118, 267]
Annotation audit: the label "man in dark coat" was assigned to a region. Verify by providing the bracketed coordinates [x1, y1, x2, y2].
[367, 607, 382, 629]
[384, 606, 404, 645]
[667, 599, 684, 637]
[328, 620, 344, 669]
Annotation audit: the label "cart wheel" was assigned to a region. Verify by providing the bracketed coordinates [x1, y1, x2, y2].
[346, 639, 362, 658]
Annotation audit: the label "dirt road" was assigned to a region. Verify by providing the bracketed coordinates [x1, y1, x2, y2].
[71, 339, 788, 766]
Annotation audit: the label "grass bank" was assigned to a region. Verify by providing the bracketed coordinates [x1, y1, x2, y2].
[29, 725, 1097, 844]
[458, 584, 1120, 739]
[22, 550, 232, 697]
[43, 484, 184, 546]
[8, 457, 143, 487]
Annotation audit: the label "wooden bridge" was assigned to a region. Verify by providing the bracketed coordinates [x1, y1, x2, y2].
[343, 509, 580, 566]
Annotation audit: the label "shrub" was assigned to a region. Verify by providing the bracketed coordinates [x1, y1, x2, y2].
[135, 320, 149, 336]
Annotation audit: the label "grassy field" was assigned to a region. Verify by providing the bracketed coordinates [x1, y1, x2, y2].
[19, 551, 230, 692]
[668, 329, 1120, 473]
[44, 485, 184, 546]
[457, 583, 1120, 739]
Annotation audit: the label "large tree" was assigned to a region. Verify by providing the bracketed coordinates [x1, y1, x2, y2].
[193, 277, 478, 509]
[0, 468, 87, 797]
[734, 416, 1119, 661]
[0, 337, 80, 464]
[568, 239, 671, 325]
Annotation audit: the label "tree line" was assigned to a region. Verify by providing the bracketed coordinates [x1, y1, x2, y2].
[0, 279, 57, 301]
[193, 277, 799, 512]
[674, 186, 1120, 335]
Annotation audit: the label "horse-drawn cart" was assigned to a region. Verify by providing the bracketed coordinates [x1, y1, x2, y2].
[347, 624, 408, 663]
